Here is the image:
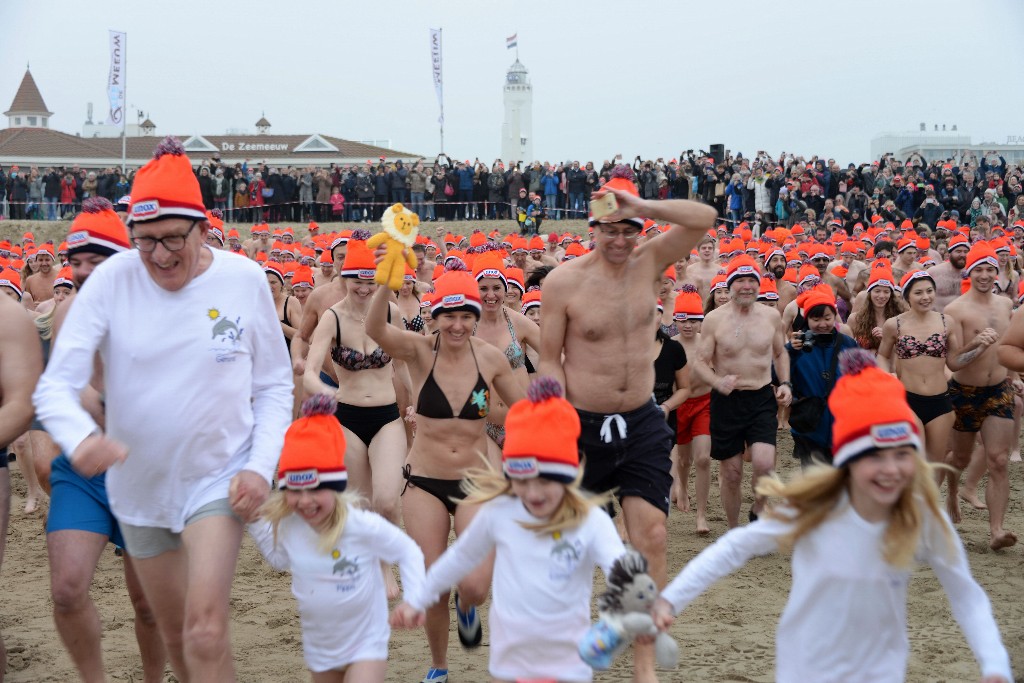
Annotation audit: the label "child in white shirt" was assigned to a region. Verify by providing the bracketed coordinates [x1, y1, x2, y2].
[653, 349, 1012, 683]
[250, 395, 426, 682]
[393, 377, 627, 683]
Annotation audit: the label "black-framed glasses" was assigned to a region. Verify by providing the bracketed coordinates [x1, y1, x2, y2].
[131, 221, 198, 252]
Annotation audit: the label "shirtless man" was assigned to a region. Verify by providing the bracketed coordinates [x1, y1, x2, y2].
[671, 287, 712, 534]
[810, 251, 852, 309]
[292, 236, 349, 385]
[690, 256, 792, 528]
[242, 224, 271, 259]
[25, 244, 58, 304]
[0, 291, 43, 681]
[944, 242, 1017, 550]
[688, 235, 720, 293]
[891, 237, 921, 283]
[928, 234, 969, 312]
[540, 169, 715, 683]
[765, 248, 797, 311]
[673, 256, 706, 301]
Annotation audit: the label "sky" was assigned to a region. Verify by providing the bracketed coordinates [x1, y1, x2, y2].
[2, 0, 1023, 166]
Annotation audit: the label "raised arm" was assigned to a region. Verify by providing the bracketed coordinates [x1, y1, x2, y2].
[366, 284, 423, 363]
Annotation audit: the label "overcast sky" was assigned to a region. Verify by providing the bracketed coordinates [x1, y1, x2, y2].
[3, 0, 1023, 165]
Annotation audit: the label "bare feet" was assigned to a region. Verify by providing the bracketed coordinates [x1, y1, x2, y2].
[696, 515, 710, 536]
[946, 494, 962, 525]
[777, 422, 791, 431]
[958, 489, 988, 510]
[1011, 450, 1022, 463]
[990, 530, 1018, 551]
[675, 490, 690, 514]
[24, 495, 37, 514]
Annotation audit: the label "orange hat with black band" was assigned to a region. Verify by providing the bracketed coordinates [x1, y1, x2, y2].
[430, 263, 482, 318]
[206, 210, 225, 244]
[797, 283, 836, 319]
[503, 377, 580, 483]
[867, 266, 898, 292]
[473, 251, 507, 288]
[725, 255, 762, 288]
[964, 242, 999, 277]
[54, 266, 75, 289]
[758, 273, 780, 302]
[506, 267, 526, 295]
[588, 166, 644, 229]
[128, 137, 206, 225]
[292, 265, 315, 289]
[521, 287, 542, 314]
[264, 260, 286, 284]
[67, 197, 131, 257]
[673, 284, 704, 321]
[829, 349, 921, 468]
[340, 239, 377, 280]
[0, 268, 22, 299]
[947, 233, 969, 252]
[278, 395, 348, 491]
[899, 270, 933, 298]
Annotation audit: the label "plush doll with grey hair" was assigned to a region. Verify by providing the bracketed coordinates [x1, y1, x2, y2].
[578, 549, 679, 670]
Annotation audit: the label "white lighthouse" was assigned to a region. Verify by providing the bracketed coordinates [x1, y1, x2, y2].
[501, 59, 532, 164]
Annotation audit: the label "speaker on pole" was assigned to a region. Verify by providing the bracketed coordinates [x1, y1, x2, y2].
[709, 144, 725, 165]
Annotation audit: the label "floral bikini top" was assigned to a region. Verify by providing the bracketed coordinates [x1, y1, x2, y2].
[894, 314, 947, 360]
[329, 309, 392, 371]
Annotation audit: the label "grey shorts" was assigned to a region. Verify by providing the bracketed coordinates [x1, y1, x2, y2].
[119, 498, 237, 559]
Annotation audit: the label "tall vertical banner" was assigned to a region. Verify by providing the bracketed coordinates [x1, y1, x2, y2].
[106, 30, 126, 126]
[429, 28, 443, 128]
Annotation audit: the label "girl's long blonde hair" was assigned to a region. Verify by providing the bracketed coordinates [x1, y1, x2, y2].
[460, 461, 612, 536]
[757, 454, 954, 569]
[260, 489, 365, 554]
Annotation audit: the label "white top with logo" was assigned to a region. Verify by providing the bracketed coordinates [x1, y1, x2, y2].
[34, 248, 294, 531]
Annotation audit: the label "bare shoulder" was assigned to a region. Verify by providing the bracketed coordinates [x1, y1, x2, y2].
[0, 295, 35, 338]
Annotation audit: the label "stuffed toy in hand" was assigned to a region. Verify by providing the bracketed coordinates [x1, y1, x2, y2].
[578, 549, 679, 671]
[366, 203, 419, 291]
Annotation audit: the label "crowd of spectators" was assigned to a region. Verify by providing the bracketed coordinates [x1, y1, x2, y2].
[2, 148, 1023, 234]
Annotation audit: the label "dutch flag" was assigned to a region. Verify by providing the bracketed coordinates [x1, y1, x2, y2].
[506, 33, 517, 49]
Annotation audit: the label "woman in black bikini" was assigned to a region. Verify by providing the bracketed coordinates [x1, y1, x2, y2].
[470, 252, 540, 455]
[395, 269, 426, 334]
[367, 263, 523, 683]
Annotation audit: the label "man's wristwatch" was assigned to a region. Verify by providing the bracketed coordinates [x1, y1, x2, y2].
[780, 381, 793, 389]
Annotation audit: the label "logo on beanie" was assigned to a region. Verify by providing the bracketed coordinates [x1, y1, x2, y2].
[132, 200, 160, 219]
[67, 230, 89, 247]
[504, 457, 539, 477]
[358, 269, 375, 279]
[481, 268, 502, 279]
[442, 294, 465, 307]
[285, 469, 320, 489]
[870, 422, 913, 446]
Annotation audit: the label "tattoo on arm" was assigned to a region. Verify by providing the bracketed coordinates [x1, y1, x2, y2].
[956, 347, 983, 366]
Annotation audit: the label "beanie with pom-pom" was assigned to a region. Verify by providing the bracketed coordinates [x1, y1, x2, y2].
[673, 283, 704, 321]
[277, 394, 348, 491]
[128, 136, 207, 225]
[521, 286, 542, 314]
[430, 266, 481, 319]
[503, 377, 581, 483]
[67, 197, 131, 258]
[589, 165, 644, 229]
[828, 349, 921, 468]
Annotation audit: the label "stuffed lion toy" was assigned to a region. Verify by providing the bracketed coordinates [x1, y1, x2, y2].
[366, 203, 419, 291]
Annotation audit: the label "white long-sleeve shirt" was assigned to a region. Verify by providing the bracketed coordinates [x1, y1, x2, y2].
[661, 494, 1012, 683]
[249, 506, 425, 672]
[412, 495, 626, 683]
[33, 248, 294, 531]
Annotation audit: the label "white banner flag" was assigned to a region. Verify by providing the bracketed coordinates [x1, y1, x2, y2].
[106, 30, 126, 126]
[429, 28, 443, 127]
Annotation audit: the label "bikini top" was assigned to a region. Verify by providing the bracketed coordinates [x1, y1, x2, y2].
[474, 309, 525, 370]
[330, 309, 392, 371]
[404, 315, 425, 333]
[280, 297, 290, 326]
[415, 335, 490, 420]
[895, 314, 947, 360]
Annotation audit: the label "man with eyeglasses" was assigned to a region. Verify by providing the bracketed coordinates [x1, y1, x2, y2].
[35, 137, 293, 682]
[540, 165, 715, 683]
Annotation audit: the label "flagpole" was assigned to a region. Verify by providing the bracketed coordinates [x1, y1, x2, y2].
[439, 28, 444, 153]
[120, 32, 127, 174]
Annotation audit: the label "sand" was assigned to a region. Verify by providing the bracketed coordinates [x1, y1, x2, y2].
[2, 434, 1022, 682]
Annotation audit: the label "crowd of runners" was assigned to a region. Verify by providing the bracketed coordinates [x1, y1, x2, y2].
[0, 136, 1017, 682]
